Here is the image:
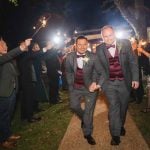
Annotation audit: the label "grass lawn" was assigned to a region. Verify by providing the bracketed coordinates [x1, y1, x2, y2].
[9, 90, 72, 150]
[2, 89, 150, 150]
[129, 96, 150, 147]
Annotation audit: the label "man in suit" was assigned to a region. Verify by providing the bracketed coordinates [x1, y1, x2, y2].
[95, 25, 139, 145]
[43, 41, 61, 104]
[0, 38, 31, 149]
[65, 36, 104, 145]
[18, 42, 45, 123]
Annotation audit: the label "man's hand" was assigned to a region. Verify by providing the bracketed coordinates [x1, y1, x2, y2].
[132, 81, 139, 89]
[89, 82, 96, 92]
[19, 38, 32, 51]
[89, 82, 101, 92]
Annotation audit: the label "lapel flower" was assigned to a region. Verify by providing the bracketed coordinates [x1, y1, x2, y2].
[83, 55, 89, 65]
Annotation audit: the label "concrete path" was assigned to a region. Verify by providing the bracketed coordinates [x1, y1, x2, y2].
[58, 94, 150, 150]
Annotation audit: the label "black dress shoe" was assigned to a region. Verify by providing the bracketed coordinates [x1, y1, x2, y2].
[111, 136, 120, 145]
[32, 116, 41, 121]
[84, 135, 96, 145]
[28, 118, 38, 123]
[120, 127, 126, 136]
[28, 116, 41, 123]
[34, 108, 44, 113]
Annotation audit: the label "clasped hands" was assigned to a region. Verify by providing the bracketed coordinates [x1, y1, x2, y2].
[89, 82, 101, 92]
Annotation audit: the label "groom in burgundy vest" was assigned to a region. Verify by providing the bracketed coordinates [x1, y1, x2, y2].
[65, 36, 104, 145]
[96, 25, 139, 145]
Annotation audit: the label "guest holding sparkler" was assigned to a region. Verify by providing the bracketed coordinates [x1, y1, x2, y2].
[43, 41, 62, 104]
[0, 38, 31, 149]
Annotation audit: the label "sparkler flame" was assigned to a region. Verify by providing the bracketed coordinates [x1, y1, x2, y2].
[32, 16, 50, 38]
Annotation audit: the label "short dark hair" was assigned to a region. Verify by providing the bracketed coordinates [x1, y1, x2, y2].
[76, 36, 88, 43]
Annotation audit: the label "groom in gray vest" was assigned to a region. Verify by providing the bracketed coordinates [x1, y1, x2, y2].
[65, 36, 104, 145]
[95, 25, 139, 145]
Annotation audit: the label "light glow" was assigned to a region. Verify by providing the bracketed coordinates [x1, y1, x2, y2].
[115, 30, 125, 39]
[53, 36, 62, 44]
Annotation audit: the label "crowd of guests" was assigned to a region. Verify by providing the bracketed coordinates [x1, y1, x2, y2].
[0, 37, 73, 149]
[0, 38, 32, 149]
[0, 28, 150, 148]
[130, 38, 150, 112]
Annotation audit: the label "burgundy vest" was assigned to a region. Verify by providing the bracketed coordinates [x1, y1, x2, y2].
[106, 48, 124, 81]
[74, 67, 84, 88]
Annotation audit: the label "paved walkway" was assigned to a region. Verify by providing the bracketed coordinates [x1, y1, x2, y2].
[58, 94, 150, 150]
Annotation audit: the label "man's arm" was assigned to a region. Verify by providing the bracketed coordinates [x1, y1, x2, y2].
[89, 55, 106, 92]
[0, 38, 32, 65]
[137, 47, 150, 58]
[127, 40, 139, 82]
[126, 40, 139, 89]
[0, 47, 22, 65]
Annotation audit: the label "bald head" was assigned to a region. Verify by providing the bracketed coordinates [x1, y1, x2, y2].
[101, 25, 116, 45]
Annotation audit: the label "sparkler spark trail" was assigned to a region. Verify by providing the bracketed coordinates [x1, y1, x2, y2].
[31, 16, 50, 38]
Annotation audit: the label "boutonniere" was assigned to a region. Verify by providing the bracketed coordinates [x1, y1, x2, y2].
[83, 55, 90, 65]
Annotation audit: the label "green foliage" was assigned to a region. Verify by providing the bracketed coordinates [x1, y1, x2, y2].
[9, 0, 18, 6]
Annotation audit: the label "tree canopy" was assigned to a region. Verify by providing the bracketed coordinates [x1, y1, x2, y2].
[9, 0, 18, 6]
[102, 0, 150, 40]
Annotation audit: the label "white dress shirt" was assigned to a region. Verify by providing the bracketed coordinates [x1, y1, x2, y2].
[108, 41, 116, 58]
[76, 52, 85, 69]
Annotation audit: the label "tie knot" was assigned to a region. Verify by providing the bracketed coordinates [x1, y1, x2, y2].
[106, 44, 115, 49]
[77, 54, 85, 58]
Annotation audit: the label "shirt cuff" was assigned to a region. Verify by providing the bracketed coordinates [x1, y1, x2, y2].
[43, 48, 47, 53]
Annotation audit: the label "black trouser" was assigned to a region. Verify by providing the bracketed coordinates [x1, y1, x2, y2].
[21, 83, 36, 120]
[48, 74, 59, 104]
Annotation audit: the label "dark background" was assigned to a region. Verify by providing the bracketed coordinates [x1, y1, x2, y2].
[0, 0, 149, 48]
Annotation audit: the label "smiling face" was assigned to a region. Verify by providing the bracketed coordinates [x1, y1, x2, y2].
[101, 27, 116, 45]
[0, 39, 8, 55]
[76, 38, 88, 54]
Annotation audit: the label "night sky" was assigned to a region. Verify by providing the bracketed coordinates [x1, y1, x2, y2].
[0, 0, 149, 48]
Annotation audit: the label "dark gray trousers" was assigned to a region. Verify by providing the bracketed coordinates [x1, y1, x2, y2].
[69, 87, 97, 136]
[103, 80, 130, 136]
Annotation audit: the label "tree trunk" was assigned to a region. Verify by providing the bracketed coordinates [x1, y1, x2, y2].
[114, 0, 147, 40]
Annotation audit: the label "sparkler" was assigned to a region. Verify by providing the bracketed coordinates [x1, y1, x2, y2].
[31, 16, 50, 38]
